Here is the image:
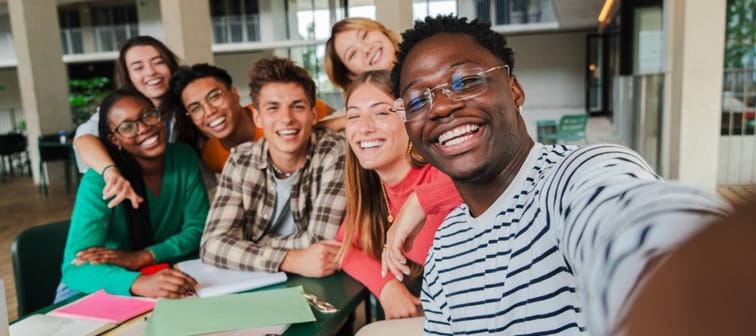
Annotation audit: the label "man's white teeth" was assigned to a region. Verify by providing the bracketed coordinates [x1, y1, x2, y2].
[208, 117, 226, 128]
[360, 140, 383, 149]
[278, 129, 297, 136]
[141, 135, 158, 146]
[146, 79, 162, 85]
[443, 134, 473, 146]
[438, 124, 480, 145]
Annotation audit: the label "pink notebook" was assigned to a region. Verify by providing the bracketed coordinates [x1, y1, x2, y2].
[51, 290, 155, 323]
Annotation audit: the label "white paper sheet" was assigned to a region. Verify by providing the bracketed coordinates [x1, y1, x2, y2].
[175, 259, 287, 297]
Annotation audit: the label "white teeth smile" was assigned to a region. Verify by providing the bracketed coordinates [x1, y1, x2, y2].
[360, 140, 383, 149]
[438, 124, 480, 146]
[141, 135, 158, 146]
[146, 79, 162, 85]
[208, 117, 226, 128]
[278, 129, 298, 136]
[369, 48, 381, 66]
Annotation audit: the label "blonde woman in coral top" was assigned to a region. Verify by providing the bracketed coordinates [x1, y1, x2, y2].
[336, 70, 462, 319]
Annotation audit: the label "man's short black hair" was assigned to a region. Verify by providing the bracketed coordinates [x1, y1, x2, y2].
[391, 15, 515, 98]
[170, 63, 233, 105]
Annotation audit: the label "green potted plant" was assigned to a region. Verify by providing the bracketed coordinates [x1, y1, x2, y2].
[69, 77, 112, 126]
[15, 119, 26, 133]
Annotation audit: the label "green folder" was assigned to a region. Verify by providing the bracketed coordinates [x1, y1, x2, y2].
[144, 286, 316, 336]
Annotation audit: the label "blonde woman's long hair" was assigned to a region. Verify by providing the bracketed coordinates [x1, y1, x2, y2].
[337, 70, 423, 281]
[325, 18, 401, 91]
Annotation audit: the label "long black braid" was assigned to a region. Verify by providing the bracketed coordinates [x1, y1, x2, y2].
[97, 89, 154, 250]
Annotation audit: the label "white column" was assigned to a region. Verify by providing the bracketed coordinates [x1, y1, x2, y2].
[375, 0, 414, 35]
[159, 0, 214, 65]
[661, 0, 726, 191]
[8, 0, 71, 184]
[137, 0, 164, 40]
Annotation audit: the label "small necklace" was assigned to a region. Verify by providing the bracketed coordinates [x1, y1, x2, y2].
[271, 162, 294, 178]
[380, 183, 394, 224]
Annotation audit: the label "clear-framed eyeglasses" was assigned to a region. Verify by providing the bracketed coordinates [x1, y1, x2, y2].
[185, 88, 226, 119]
[111, 108, 162, 138]
[392, 64, 510, 123]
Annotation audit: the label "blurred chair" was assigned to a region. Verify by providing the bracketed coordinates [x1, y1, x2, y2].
[38, 134, 77, 195]
[535, 120, 558, 145]
[538, 114, 589, 144]
[11, 220, 70, 317]
[0, 133, 30, 178]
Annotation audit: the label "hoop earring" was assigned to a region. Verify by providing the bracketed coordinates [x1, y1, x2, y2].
[406, 142, 413, 158]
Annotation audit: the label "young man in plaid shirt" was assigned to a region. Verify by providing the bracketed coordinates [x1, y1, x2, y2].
[201, 57, 346, 277]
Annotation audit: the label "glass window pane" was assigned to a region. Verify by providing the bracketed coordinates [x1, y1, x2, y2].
[348, 1, 376, 19]
[71, 30, 83, 53]
[289, 0, 343, 41]
[115, 28, 128, 46]
[246, 14, 260, 41]
[275, 44, 343, 109]
[413, 0, 457, 20]
[495, 0, 510, 25]
[60, 31, 70, 54]
[213, 17, 228, 43]
[230, 16, 243, 42]
[475, 0, 491, 23]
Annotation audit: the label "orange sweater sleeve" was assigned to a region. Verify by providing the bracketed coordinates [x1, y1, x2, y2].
[201, 105, 264, 174]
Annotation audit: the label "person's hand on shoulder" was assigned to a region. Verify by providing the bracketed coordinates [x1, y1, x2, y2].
[131, 268, 198, 298]
[281, 240, 342, 278]
[379, 279, 421, 319]
[101, 165, 143, 208]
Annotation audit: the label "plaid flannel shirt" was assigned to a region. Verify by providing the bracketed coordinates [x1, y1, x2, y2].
[200, 127, 346, 272]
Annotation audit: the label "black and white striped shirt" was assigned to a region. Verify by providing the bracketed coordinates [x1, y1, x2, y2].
[422, 144, 729, 335]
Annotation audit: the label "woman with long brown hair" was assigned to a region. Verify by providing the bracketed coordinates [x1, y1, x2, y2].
[73, 36, 206, 207]
[336, 70, 461, 319]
